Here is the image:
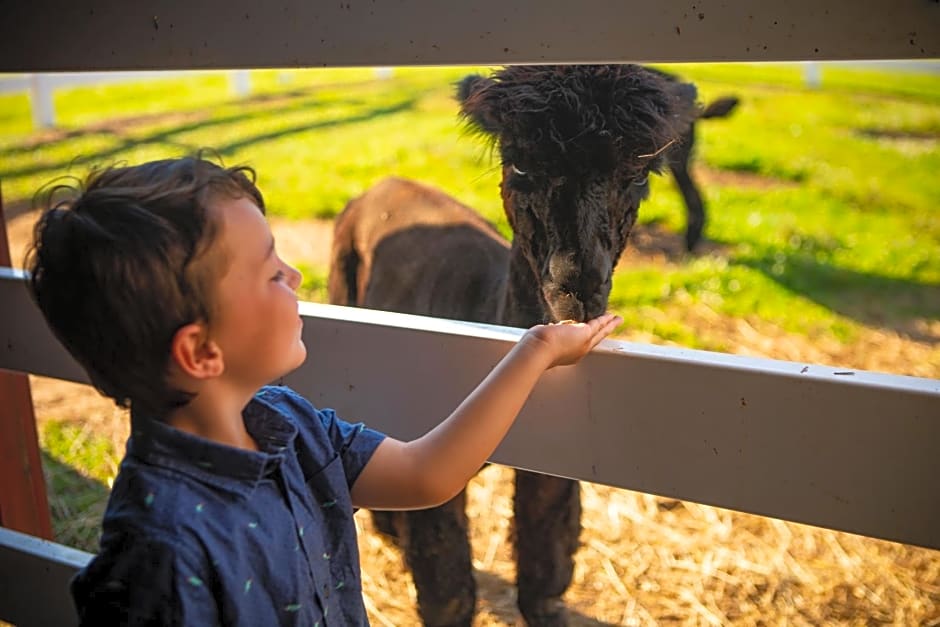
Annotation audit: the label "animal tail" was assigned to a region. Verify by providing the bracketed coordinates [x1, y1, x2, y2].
[326, 204, 362, 307]
[700, 96, 740, 119]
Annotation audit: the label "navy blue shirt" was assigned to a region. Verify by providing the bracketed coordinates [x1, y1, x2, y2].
[71, 386, 386, 626]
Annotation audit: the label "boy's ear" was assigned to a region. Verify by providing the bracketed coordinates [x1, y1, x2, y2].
[170, 322, 224, 379]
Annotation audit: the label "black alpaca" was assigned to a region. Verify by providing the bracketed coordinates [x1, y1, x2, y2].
[329, 65, 733, 625]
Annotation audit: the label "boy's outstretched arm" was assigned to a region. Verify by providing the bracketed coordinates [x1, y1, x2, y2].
[350, 313, 622, 510]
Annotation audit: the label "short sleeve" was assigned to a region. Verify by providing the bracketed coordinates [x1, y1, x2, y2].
[256, 386, 387, 488]
[316, 406, 387, 486]
[72, 532, 218, 626]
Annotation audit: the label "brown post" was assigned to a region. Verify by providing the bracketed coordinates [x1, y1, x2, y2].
[0, 183, 54, 539]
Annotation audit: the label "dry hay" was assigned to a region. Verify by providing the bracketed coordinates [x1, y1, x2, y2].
[355, 462, 939, 626]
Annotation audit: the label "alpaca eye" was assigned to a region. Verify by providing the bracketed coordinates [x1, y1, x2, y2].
[633, 174, 649, 186]
[511, 164, 527, 177]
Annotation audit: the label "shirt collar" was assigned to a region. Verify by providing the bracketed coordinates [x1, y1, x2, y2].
[127, 394, 298, 497]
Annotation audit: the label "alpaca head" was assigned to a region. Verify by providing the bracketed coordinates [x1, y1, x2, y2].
[458, 65, 696, 322]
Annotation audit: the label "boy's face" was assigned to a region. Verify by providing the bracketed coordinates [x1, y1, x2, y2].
[207, 194, 307, 389]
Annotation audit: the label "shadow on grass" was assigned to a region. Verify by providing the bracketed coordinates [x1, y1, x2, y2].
[0, 89, 365, 161]
[739, 250, 940, 342]
[216, 98, 417, 155]
[855, 127, 940, 141]
[41, 452, 108, 554]
[0, 90, 421, 219]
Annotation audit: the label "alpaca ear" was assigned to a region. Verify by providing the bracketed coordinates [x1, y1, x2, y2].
[456, 74, 501, 134]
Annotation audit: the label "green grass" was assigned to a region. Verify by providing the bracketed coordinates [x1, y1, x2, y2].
[39, 421, 118, 550]
[4, 64, 935, 345]
[2, 64, 936, 345]
[296, 261, 330, 303]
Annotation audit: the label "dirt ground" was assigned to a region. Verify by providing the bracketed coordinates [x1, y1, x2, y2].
[7, 207, 940, 625]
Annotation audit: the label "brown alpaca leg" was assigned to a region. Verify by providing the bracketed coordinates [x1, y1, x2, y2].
[396, 490, 476, 627]
[514, 470, 581, 627]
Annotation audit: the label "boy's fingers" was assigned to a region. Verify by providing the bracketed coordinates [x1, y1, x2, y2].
[582, 314, 620, 350]
[606, 314, 623, 331]
[594, 314, 621, 341]
[589, 313, 620, 332]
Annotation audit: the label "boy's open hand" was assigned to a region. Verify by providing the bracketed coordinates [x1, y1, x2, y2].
[522, 313, 622, 369]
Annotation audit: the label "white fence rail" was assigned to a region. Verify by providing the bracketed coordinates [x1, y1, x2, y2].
[3, 267, 939, 550]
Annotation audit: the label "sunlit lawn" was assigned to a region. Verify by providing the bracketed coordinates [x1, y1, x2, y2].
[2, 65, 936, 350]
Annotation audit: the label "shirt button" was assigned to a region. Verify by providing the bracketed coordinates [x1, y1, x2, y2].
[323, 584, 331, 598]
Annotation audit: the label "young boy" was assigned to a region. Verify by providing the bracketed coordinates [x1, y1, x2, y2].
[27, 155, 620, 626]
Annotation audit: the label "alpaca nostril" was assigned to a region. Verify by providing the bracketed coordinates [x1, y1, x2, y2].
[564, 288, 588, 303]
[547, 251, 610, 302]
[553, 275, 603, 305]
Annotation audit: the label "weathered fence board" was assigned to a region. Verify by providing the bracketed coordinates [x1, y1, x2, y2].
[3, 267, 938, 551]
[0, 526, 91, 626]
[0, 0, 937, 72]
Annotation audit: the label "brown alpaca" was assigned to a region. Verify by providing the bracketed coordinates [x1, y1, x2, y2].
[329, 65, 723, 626]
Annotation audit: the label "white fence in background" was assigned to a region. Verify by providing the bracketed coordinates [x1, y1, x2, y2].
[0, 71, 245, 129]
[2, 61, 937, 130]
[0, 68, 401, 130]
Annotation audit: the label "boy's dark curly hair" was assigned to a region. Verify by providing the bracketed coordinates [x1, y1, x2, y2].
[27, 154, 264, 418]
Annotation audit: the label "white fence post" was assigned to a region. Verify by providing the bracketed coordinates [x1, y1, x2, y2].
[231, 70, 251, 97]
[803, 62, 822, 89]
[29, 73, 55, 129]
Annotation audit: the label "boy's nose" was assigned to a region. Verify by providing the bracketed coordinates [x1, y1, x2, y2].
[287, 264, 303, 291]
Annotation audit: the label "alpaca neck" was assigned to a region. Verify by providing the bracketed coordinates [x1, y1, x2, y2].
[499, 243, 550, 328]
